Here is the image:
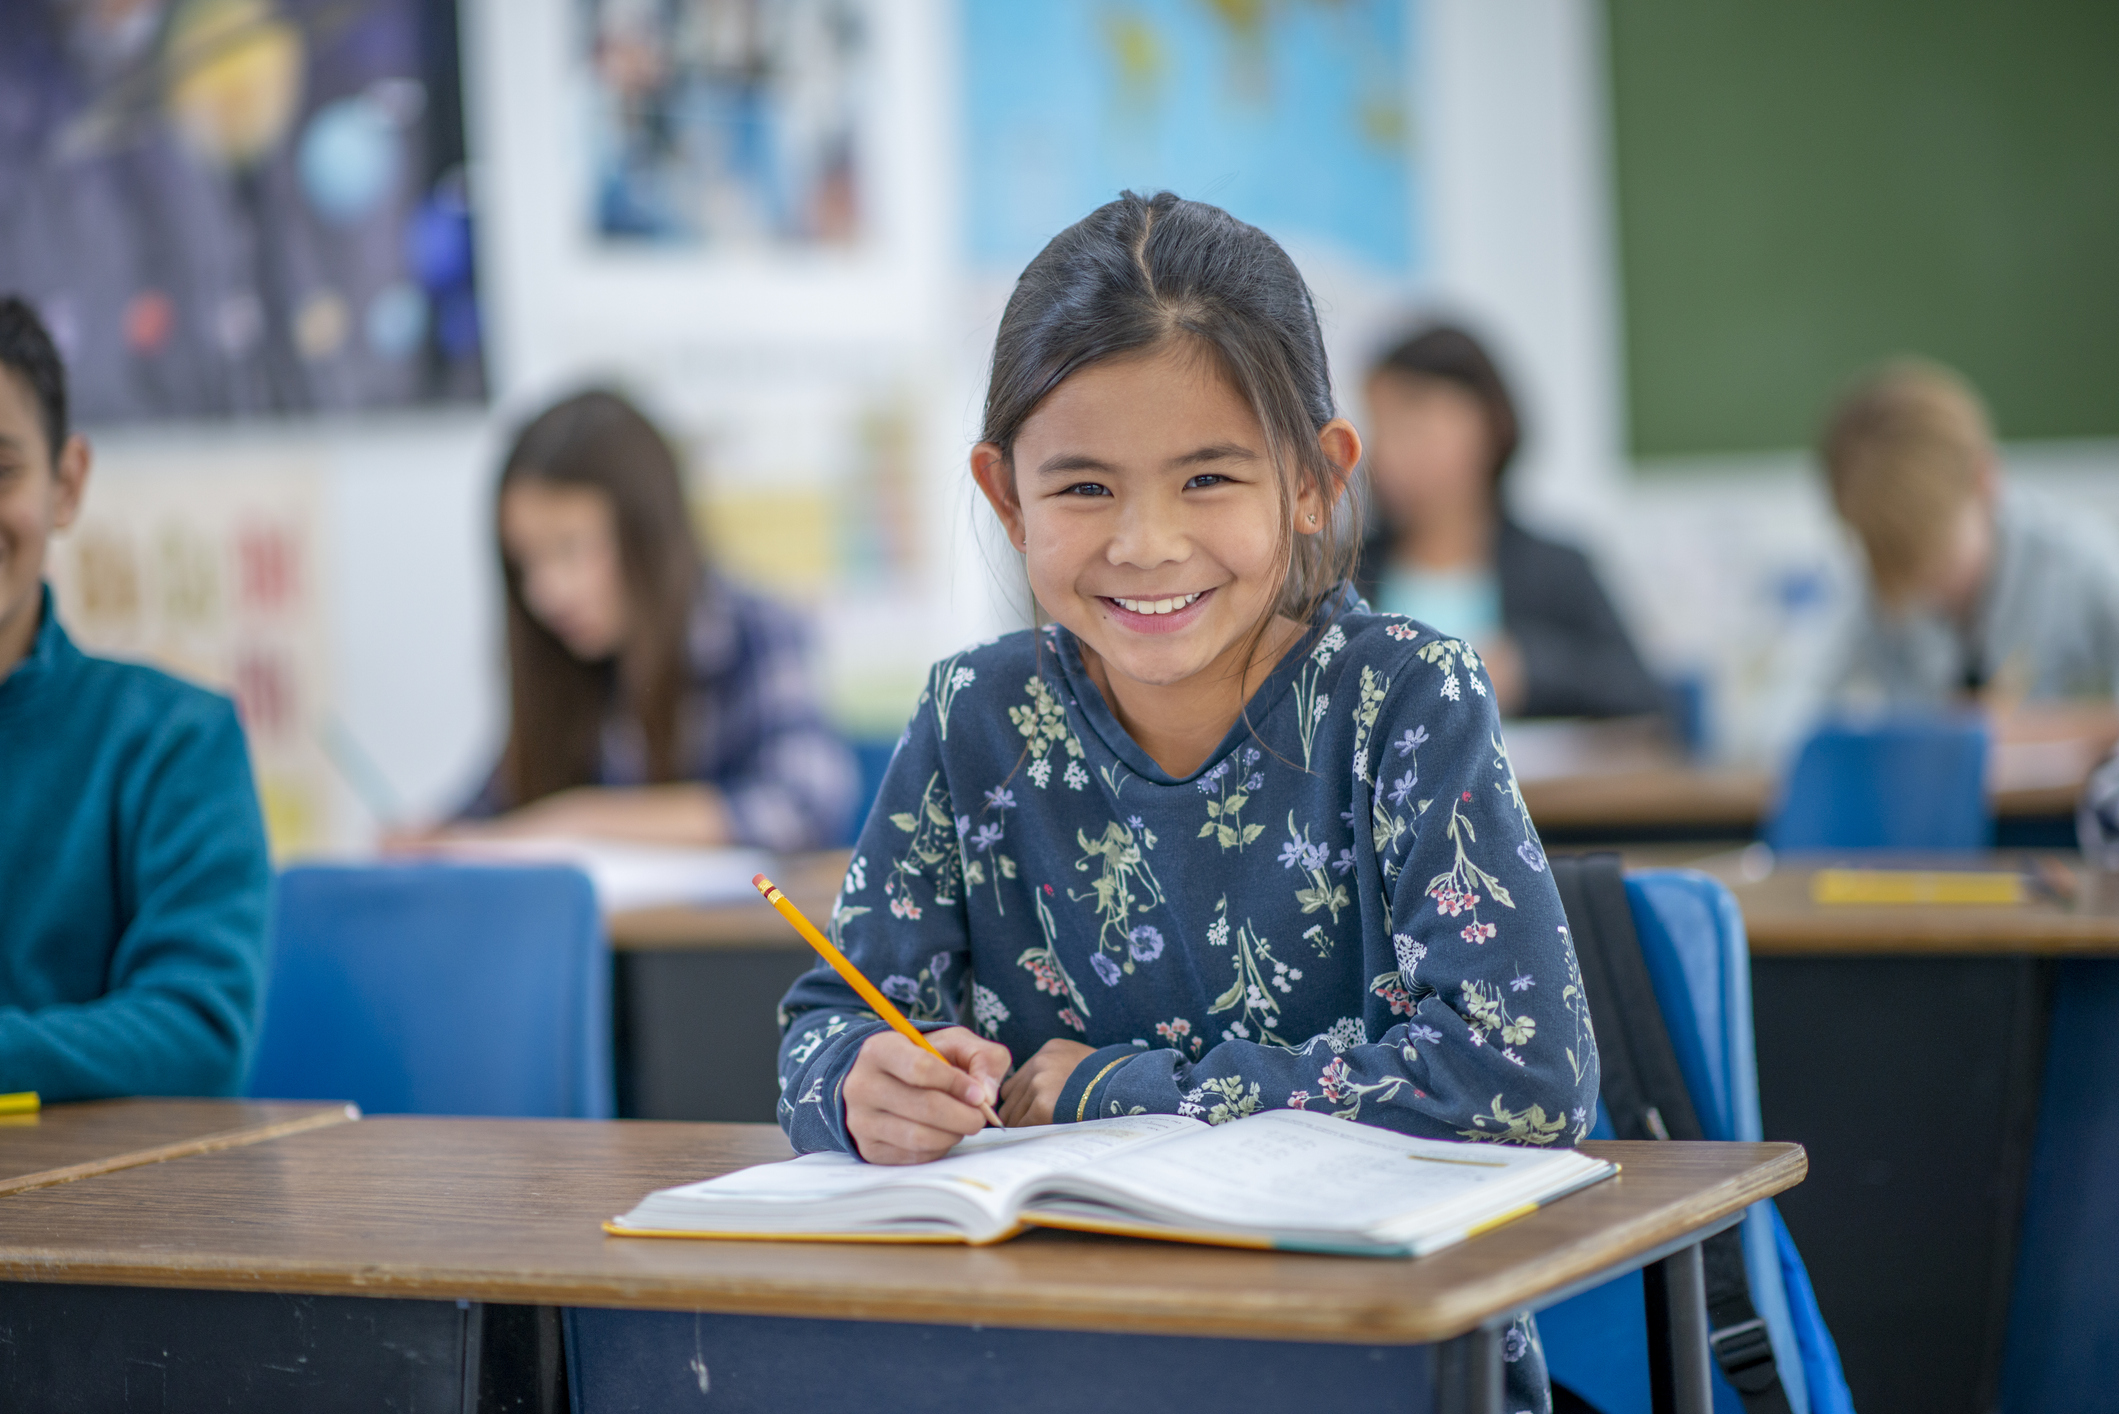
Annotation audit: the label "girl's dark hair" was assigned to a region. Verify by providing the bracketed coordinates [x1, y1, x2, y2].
[496, 390, 701, 806]
[0, 295, 68, 461]
[980, 191, 1355, 640]
[1371, 323, 1521, 489]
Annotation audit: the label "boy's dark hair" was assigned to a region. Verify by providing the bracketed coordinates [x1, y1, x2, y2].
[0, 296, 68, 463]
[1371, 323, 1520, 489]
[980, 190, 1355, 631]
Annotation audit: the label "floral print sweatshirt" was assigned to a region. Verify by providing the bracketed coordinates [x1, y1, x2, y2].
[779, 591, 1597, 1152]
[777, 593, 1594, 1413]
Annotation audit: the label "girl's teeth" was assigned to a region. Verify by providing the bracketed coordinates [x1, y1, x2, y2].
[1116, 593, 1201, 615]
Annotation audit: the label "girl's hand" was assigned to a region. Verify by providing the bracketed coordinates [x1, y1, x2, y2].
[843, 1027, 1011, 1165]
[997, 1038, 1097, 1127]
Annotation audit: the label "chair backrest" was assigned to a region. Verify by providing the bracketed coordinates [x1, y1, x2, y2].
[1540, 869, 1855, 1414]
[247, 863, 612, 1118]
[846, 737, 901, 846]
[1766, 717, 1991, 851]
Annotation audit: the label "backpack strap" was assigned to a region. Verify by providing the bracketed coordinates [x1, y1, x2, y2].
[1550, 854, 1793, 1414]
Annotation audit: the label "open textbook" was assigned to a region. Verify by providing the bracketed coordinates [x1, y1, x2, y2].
[608, 1110, 1617, 1257]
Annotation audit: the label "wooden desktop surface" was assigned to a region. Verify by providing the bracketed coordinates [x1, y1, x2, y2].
[0, 1117, 1802, 1346]
[1713, 853, 2119, 956]
[0, 1099, 357, 1196]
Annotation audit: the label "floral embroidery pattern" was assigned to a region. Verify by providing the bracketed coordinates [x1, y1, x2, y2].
[1017, 886, 1090, 1031]
[962, 785, 1018, 912]
[884, 772, 964, 917]
[1179, 1074, 1262, 1125]
[1070, 819, 1166, 969]
[881, 951, 954, 1022]
[1349, 665, 1388, 784]
[1289, 624, 1345, 770]
[931, 654, 977, 739]
[1206, 894, 1297, 1045]
[1154, 1016, 1203, 1057]
[1009, 675, 1084, 785]
[1279, 811, 1350, 922]
[1458, 1094, 1567, 1146]
[1197, 747, 1267, 850]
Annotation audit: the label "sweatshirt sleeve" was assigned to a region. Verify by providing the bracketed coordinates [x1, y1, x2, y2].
[775, 669, 971, 1154]
[0, 696, 271, 1100]
[1059, 637, 1600, 1147]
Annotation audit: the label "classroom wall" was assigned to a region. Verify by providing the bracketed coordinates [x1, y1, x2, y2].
[54, 0, 2119, 851]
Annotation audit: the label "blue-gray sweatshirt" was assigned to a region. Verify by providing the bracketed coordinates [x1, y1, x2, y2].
[778, 592, 1596, 1414]
[0, 588, 271, 1099]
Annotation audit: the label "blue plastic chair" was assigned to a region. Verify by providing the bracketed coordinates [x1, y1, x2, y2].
[1765, 718, 1991, 851]
[1540, 871, 1856, 1414]
[1999, 959, 2119, 1411]
[846, 736, 902, 845]
[247, 863, 613, 1118]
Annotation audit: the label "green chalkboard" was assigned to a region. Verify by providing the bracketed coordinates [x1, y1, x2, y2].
[1607, 0, 2119, 458]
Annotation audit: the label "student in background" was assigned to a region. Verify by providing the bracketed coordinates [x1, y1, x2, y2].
[436, 391, 857, 851]
[1819, 360, 2119, 710]
[0, 296, 271, 1100]
[1353, 325, 1664, 719]
[776, 195, 1590, 1414]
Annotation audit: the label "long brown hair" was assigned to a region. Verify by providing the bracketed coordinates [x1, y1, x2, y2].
[980, 191, 1359, 681]
[497, 390, 701, 806]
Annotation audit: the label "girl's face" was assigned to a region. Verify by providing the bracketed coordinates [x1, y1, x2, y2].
[500, 479, 628, 661]
[1363, 372, 1494, 527]
[973, 341, 1350, 695]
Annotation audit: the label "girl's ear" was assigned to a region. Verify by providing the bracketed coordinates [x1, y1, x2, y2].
[970, 442, 1028, 551]
[1296, 418, 1362, 535]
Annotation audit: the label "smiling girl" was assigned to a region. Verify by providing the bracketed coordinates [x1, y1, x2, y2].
[775, 194, 1593, 1408]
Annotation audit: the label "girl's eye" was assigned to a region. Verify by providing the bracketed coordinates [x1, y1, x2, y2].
[1061, 482, 1111, 497]
[1185, 473, 1230, 490]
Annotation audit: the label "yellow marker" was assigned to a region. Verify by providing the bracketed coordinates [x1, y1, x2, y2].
[1811, 869, 2027, 906]
[0, 1092, 39, 1116]
[753, 875, 1005, 1131]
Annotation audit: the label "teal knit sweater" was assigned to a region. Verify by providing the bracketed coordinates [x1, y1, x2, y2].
[0, 588, 271, 1099]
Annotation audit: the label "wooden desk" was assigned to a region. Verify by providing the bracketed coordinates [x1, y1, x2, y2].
[1664, 849, 2117, 1414]
[1722, 854, 2119, 956]
[0, 1098, 355, 1196]
[0, 1118, 1803, 1414]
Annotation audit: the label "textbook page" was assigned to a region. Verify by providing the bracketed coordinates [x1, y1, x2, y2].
[1024, 1110, 1606, 1249]
[613, 1115, 1202, 1240]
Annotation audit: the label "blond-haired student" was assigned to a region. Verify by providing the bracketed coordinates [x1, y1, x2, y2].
[1819, 361, 2119, 711]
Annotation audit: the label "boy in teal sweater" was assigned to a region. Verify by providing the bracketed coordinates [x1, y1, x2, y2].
[0, 296, 270, 1100]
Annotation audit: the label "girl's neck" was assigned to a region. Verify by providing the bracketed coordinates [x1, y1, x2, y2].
[1397, 496, 1498, 574]
[1076, 614, 1308, 778]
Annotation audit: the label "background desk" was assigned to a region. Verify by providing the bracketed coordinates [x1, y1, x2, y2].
[1686, 852, 2119, 1414]
[0, 1116, 1802, 1414]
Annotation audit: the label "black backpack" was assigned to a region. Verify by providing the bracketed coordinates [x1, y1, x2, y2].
[1549, 853, 1791, 1414]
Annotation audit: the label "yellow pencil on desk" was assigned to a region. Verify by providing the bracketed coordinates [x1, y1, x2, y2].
[0, 1092, 39, 1116]
[752, 875, 1006, 1131]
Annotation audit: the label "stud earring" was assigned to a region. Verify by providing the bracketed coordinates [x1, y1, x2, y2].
[1307, 513, 1318, 525]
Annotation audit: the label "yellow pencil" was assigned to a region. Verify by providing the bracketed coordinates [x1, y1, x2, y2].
[753, 875, 1005, 1131]
[0, 1092, 39, 1116]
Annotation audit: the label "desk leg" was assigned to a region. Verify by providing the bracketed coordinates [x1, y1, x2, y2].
[1433, 1324, 1501, 1414]
[1644, 1241, 1712, 1414]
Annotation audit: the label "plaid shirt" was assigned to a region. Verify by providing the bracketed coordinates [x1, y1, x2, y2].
[465, 579, 858, 851]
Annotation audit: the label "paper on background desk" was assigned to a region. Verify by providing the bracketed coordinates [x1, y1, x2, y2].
[426, 838, 773, 914]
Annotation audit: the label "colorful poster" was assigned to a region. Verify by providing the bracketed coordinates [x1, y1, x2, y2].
[46, 461, 336, 856]
[581, 0, 867, 245]
[0, 0, 484, 423]
[963, 0, 1420, 276]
